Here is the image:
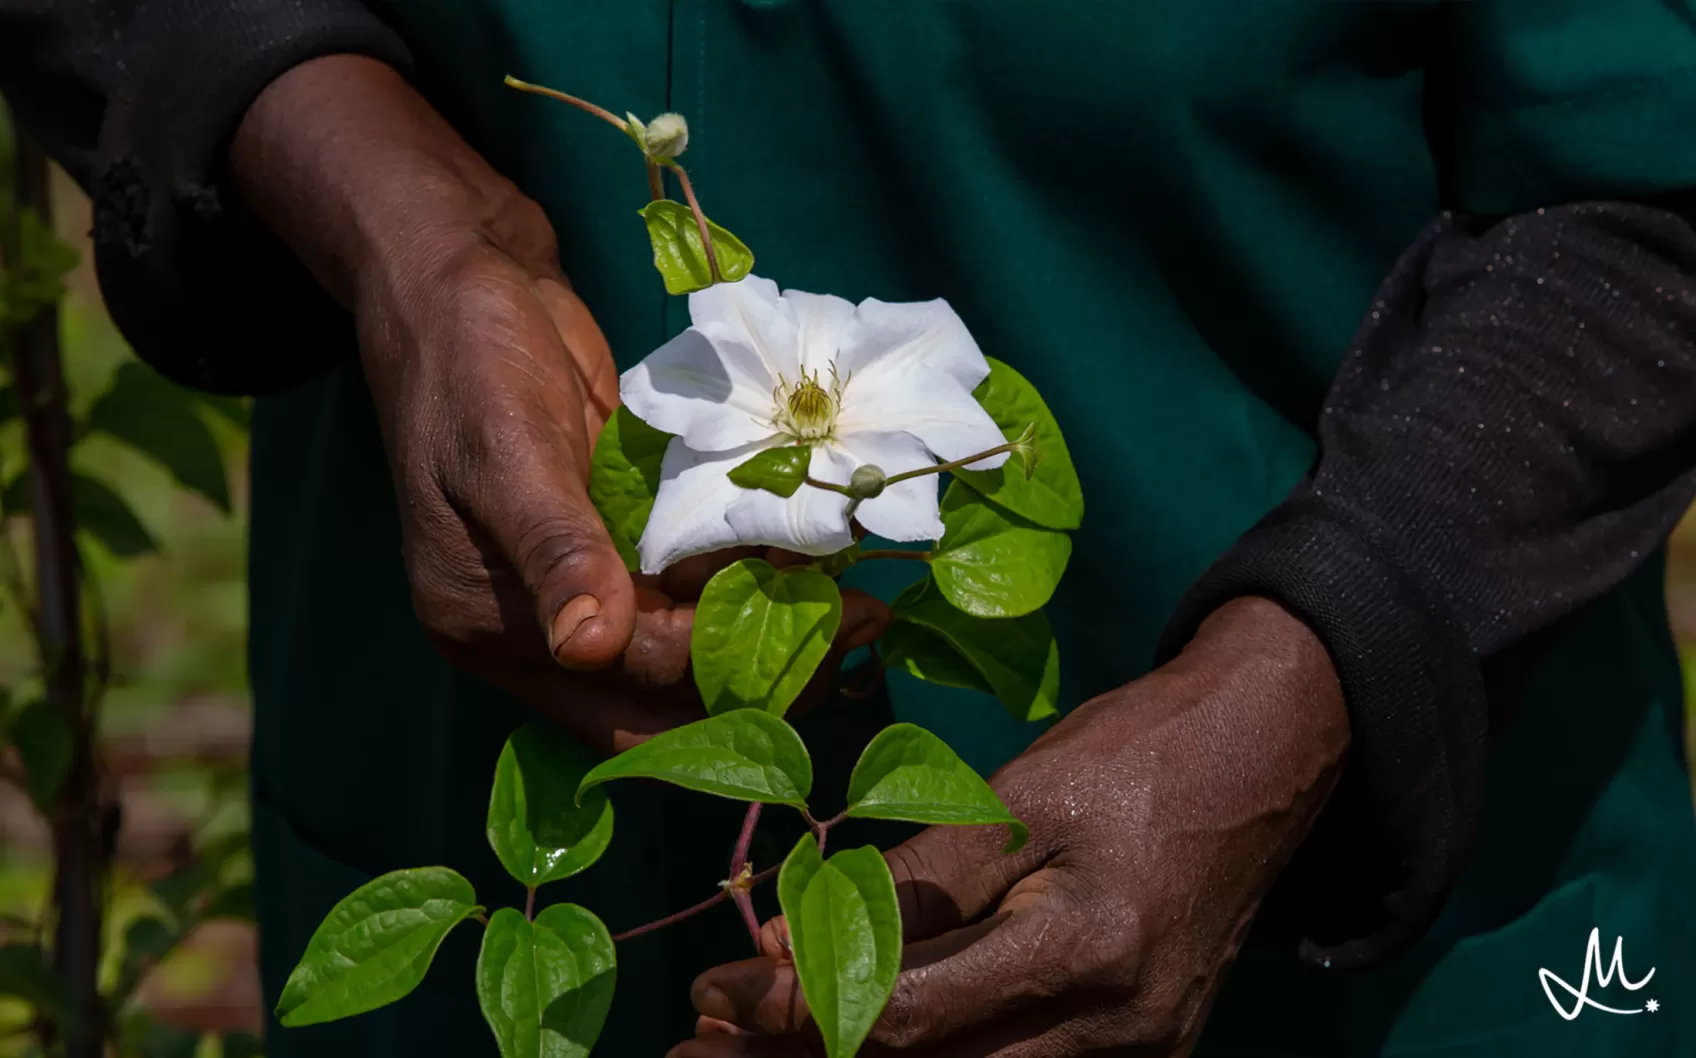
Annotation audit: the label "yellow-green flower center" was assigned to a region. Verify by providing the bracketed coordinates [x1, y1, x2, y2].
[773, 369, 842, 442]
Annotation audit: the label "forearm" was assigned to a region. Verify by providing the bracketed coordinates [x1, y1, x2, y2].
[230, 55, 546, 312]
[1160, 199, 1696, 967]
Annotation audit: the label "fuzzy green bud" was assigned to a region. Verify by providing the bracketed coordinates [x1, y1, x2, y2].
[848, 464, 887, 500]
[642, 112, 690, 159]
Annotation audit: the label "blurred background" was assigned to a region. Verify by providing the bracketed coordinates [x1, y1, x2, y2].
[4, 175, 1696, 1056]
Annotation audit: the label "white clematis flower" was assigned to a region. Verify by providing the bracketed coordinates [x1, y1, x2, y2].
[620, 275, 1009, 574]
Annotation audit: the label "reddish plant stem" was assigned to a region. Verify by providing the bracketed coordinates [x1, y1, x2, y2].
[610, 865, 778, 944]
[663, 161, 722, 284]
[854, 549, 932, 563]
[729, 803, 764, 950]
[524, 886, 536, 922]
[646, 160, 665, 202]
[731, 803, 761, 879]
[503, 76, 627, 130]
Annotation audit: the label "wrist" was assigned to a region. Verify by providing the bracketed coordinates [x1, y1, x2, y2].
[230, 55, 547, 310]
[1164, 594, 1351, 843]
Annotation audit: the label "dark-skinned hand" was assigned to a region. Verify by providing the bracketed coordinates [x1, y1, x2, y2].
[674, 595, 1349, 1057]
[231, 55, 886, 755]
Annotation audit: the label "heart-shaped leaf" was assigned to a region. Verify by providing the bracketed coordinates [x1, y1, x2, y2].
[88, 362, 231, 513]
[728, 446, 811, 498]
[488, 724, 615, 888]
[588, 407, 671, 571]
[275, 867, 482, 1027]
[931, 483, 1070, 618]
[476, 904, 616, 1058]
[882, 575, 1060, 722]
[953, 358, 1083, 530]
[577, 710, 812, 808]
[693, 559, 842, 716]
[639, 200, 754, 295]
[846, 723, 1027, 852]
[0, 943, 71, 1022]
[778, 836, 902, 1058]
[11, 698, 72, 810]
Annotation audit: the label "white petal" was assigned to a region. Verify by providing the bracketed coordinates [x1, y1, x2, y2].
[725, 444, 855, 556]
[832, 432, 944, 543]
[637, 437, 772, 574]
[784, 290, 856, 377]
[836, 298, 991, 391]
[619, 328, 777, 451]
[837, 366, 1010, 468]
[688, 275, 802, 383]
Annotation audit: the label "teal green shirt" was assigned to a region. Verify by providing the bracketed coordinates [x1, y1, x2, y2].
[251, 3, 1696, 1055]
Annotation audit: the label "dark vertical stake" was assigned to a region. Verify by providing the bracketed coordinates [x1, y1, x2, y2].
[6, 132, 103, 1057]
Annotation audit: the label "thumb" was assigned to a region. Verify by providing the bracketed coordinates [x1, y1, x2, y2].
[479, 444, 638, 670]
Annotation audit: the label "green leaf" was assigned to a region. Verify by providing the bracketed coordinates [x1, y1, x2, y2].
[87, 362, 231, 512]
[883, 575, 1060, 722]
[12, 698, 71, 810]
[845, 724, 1027, 853]
[0, 943, 70, 1022]
[587, 406, 670, 571]
[639, 199, 755, 295]
[194, 393, 252, 431]
[120, 916, 177, 981]
[487, 723, 615, 889]
[201, 881, 256, 922]
[880, 622, 993, 694]
[931, 482, 1070, 618]
[0, 471, 159, 556]
[275, 867, 482, 1027]
[74, 473, 159, 555]
[0, 212, 78, 328]
[476, 905, 616, 1058]
[222, 1032, 265, 1058]
[777, 836, 902, 1058]
[727, 445, 810, 498]
[124, 1016, 200, 1058]
[953, 358, 1083, 530]
[692, 559, 842, 716]
[578, 710, 812, 808]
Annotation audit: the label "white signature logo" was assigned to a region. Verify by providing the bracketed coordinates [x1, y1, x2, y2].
[1539, 928, 1659, 1020]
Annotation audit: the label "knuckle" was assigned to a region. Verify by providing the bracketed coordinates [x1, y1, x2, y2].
[510, 511, 602, 597]
[874, 981, 932, 1051]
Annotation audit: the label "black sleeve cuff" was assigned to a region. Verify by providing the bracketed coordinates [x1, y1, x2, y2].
[90, 2, 413, 395]
[1153, 495, 1488, 970]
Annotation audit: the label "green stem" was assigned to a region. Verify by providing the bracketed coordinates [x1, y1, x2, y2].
[662, 161, 722, 284]
[803, 477, 854, 496]
[884, 435, 1028, 486]
[503, 76, 629, 131]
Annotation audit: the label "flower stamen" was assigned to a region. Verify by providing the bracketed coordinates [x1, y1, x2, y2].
[772, 367, 844, 443]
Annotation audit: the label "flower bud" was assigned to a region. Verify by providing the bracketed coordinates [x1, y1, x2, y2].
[642, 112, 690, 159]
[848, 464, 887, 500]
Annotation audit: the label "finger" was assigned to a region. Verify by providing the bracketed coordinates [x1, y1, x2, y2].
[475, 430, 639, 670]
[836, 589, 890, 653]
[660, 547, 768, 602]
[695, 876, 1066, 1051]
[884, 814, 1041, 942]
[535, 276, 621, 431]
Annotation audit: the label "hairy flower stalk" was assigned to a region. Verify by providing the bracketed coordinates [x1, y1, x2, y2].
[620, 276, 1011, 572]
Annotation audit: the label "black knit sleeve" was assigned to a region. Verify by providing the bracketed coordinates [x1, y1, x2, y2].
[0, 0, 411, 394]
[1155, 202, 1696, 969]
